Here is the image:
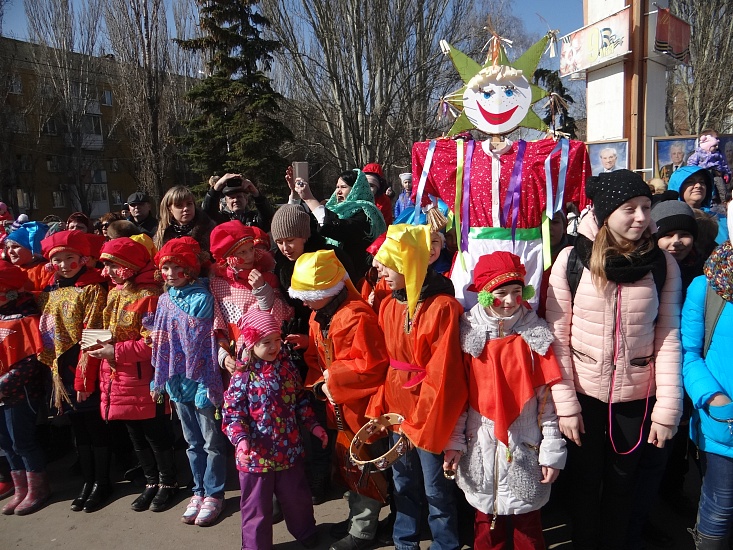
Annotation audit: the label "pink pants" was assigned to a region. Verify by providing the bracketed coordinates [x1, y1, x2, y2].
[238, 460, 316, 550]
[474, 509, 546, 550]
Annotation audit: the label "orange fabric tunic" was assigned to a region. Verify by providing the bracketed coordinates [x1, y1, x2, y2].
[21, 261, 53, 293]
[368, 294, 468, 454]
[303, 289, 390, 433]
[467, 334, 562, 446]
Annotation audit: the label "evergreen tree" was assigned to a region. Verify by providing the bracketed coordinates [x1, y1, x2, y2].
[533, 68, 578, 139]
[178, 1, 292, 197]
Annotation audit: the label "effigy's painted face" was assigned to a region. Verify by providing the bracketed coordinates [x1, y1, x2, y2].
[462, 65, 532, 135]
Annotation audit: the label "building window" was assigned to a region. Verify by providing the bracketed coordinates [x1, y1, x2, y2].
[10, 114, 28, 133]
[9, 74, 22, 94]
[16, 190, 36, 210]
[82, 115, 102, 135]
[42, 117, 57, 135]
[111, 190, 122, 205]
[46, 155, 61, 172]
[16, 155, 33, 172]
[52, 191, 66, 208]
[88, 183, 108, 202]
[90, 168, 107, 184]
[101, 90, 113, 106]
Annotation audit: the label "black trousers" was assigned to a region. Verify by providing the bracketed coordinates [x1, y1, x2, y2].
[566, 392, 654, 550]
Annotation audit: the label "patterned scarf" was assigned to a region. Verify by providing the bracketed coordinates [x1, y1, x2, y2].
[325, 170, 387, 242]
[704, 240, 733, 302]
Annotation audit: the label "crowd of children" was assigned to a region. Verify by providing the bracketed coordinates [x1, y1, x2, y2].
[0, 158, 731, 550]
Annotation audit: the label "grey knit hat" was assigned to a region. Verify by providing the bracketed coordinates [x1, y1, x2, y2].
[271, 204, 311, 241]
[651, 200, 698, 239]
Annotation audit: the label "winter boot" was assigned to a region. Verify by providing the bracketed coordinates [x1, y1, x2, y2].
[689, 527, 730, 550]
[83, 446, 112, 513]
[15, 471, 51, 515]
[149, 446, 177, 513]
[131, 447, 158, 512]
[71, 444, 94, 511]
[1, 470, 27, 515]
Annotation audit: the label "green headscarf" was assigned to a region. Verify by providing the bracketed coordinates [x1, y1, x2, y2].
[325, 169, 387, 241]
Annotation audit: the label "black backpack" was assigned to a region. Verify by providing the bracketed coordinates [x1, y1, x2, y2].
[565, 247, 667, 306]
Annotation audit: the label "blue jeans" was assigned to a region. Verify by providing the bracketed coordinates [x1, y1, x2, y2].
[389, 433, 459, 550]
[0, 400, 45, 472]
[697, 451, 733, 538]
[175, 402, 227, 498]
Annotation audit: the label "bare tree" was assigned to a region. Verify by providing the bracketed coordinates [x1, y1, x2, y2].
[103, 0, 173, 201]
[24, 0, 108, 215]
[262, 0, 481, 181]
[669, 0, 733, 134]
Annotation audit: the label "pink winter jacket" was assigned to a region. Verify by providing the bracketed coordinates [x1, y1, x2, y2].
[545, 215, 683, 428]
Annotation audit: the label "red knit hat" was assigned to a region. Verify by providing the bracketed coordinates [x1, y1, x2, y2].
[363, 163, 384, 178]
[210, 221, 257, 261]
[41, 230, 101, 260]
[467, 251, 526, 293]
[251, 226, 271, 250]
[154, 237, 201, 273]
[100, 237, 152, 272]
[238, 309, 281, 350]
[0, 263, 29, 291]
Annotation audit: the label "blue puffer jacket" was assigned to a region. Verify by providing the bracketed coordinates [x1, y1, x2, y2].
[668, 166, 729, 244]
[681, 275, 733, 459]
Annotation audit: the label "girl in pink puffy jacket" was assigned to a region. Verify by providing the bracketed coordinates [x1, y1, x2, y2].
[545, 170, 683, 550]
[87, 237, 177, 513]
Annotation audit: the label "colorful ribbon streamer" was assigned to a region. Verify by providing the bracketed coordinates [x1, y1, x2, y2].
[500, 140, 527, 246]
[413, 140, 437, 223]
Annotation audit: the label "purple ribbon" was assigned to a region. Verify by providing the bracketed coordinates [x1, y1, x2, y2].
[501, 140, 527, 244]
[460, 141, 475, 252]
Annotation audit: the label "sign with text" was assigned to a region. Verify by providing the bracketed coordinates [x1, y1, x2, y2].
[560, 7, 630, 76]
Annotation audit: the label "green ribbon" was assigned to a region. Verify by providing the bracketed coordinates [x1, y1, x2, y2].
[468, 226, 542, 241]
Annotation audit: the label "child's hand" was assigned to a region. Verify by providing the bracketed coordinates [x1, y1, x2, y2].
[559, 413, 585, 446]
[284, 333, 309, 351]
[87, 341, 115, 361]
[77, 391, 92, 402]
[236, 439, 250, 466]
[150, 390, 159, 403]
[442, 450, 462, 473]
[248, 269, 265, 289]
[312, 426, 328, 449]
[540, 466, 560, 484]
[223, 355, 237, 374]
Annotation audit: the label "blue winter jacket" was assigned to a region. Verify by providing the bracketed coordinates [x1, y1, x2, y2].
[681, 275, 733, 459]
[668, 166, 728, 244]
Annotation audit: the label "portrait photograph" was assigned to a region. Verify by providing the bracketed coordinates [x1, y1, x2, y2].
[587, 140, 629, 176]
[653, 136, 697, 183]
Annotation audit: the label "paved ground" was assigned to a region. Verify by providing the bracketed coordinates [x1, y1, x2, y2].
[1, 431, 700, 549]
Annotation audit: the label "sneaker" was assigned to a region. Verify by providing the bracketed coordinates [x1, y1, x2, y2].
[194, 496, 223, 527]
[181, 495, 203, 524]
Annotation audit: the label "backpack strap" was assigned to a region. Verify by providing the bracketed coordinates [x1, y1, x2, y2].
[703, 284, 726, 358]
[565, 247, 584, 305]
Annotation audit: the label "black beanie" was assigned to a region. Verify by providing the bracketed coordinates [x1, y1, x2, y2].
[586, 169, 653, 226]
[651, 200, 698, 240]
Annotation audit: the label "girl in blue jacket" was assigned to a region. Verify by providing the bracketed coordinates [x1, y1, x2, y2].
[681, 242, 733, 549]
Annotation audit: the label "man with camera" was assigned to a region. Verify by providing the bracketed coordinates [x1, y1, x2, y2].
[202, 173, 274, 231]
